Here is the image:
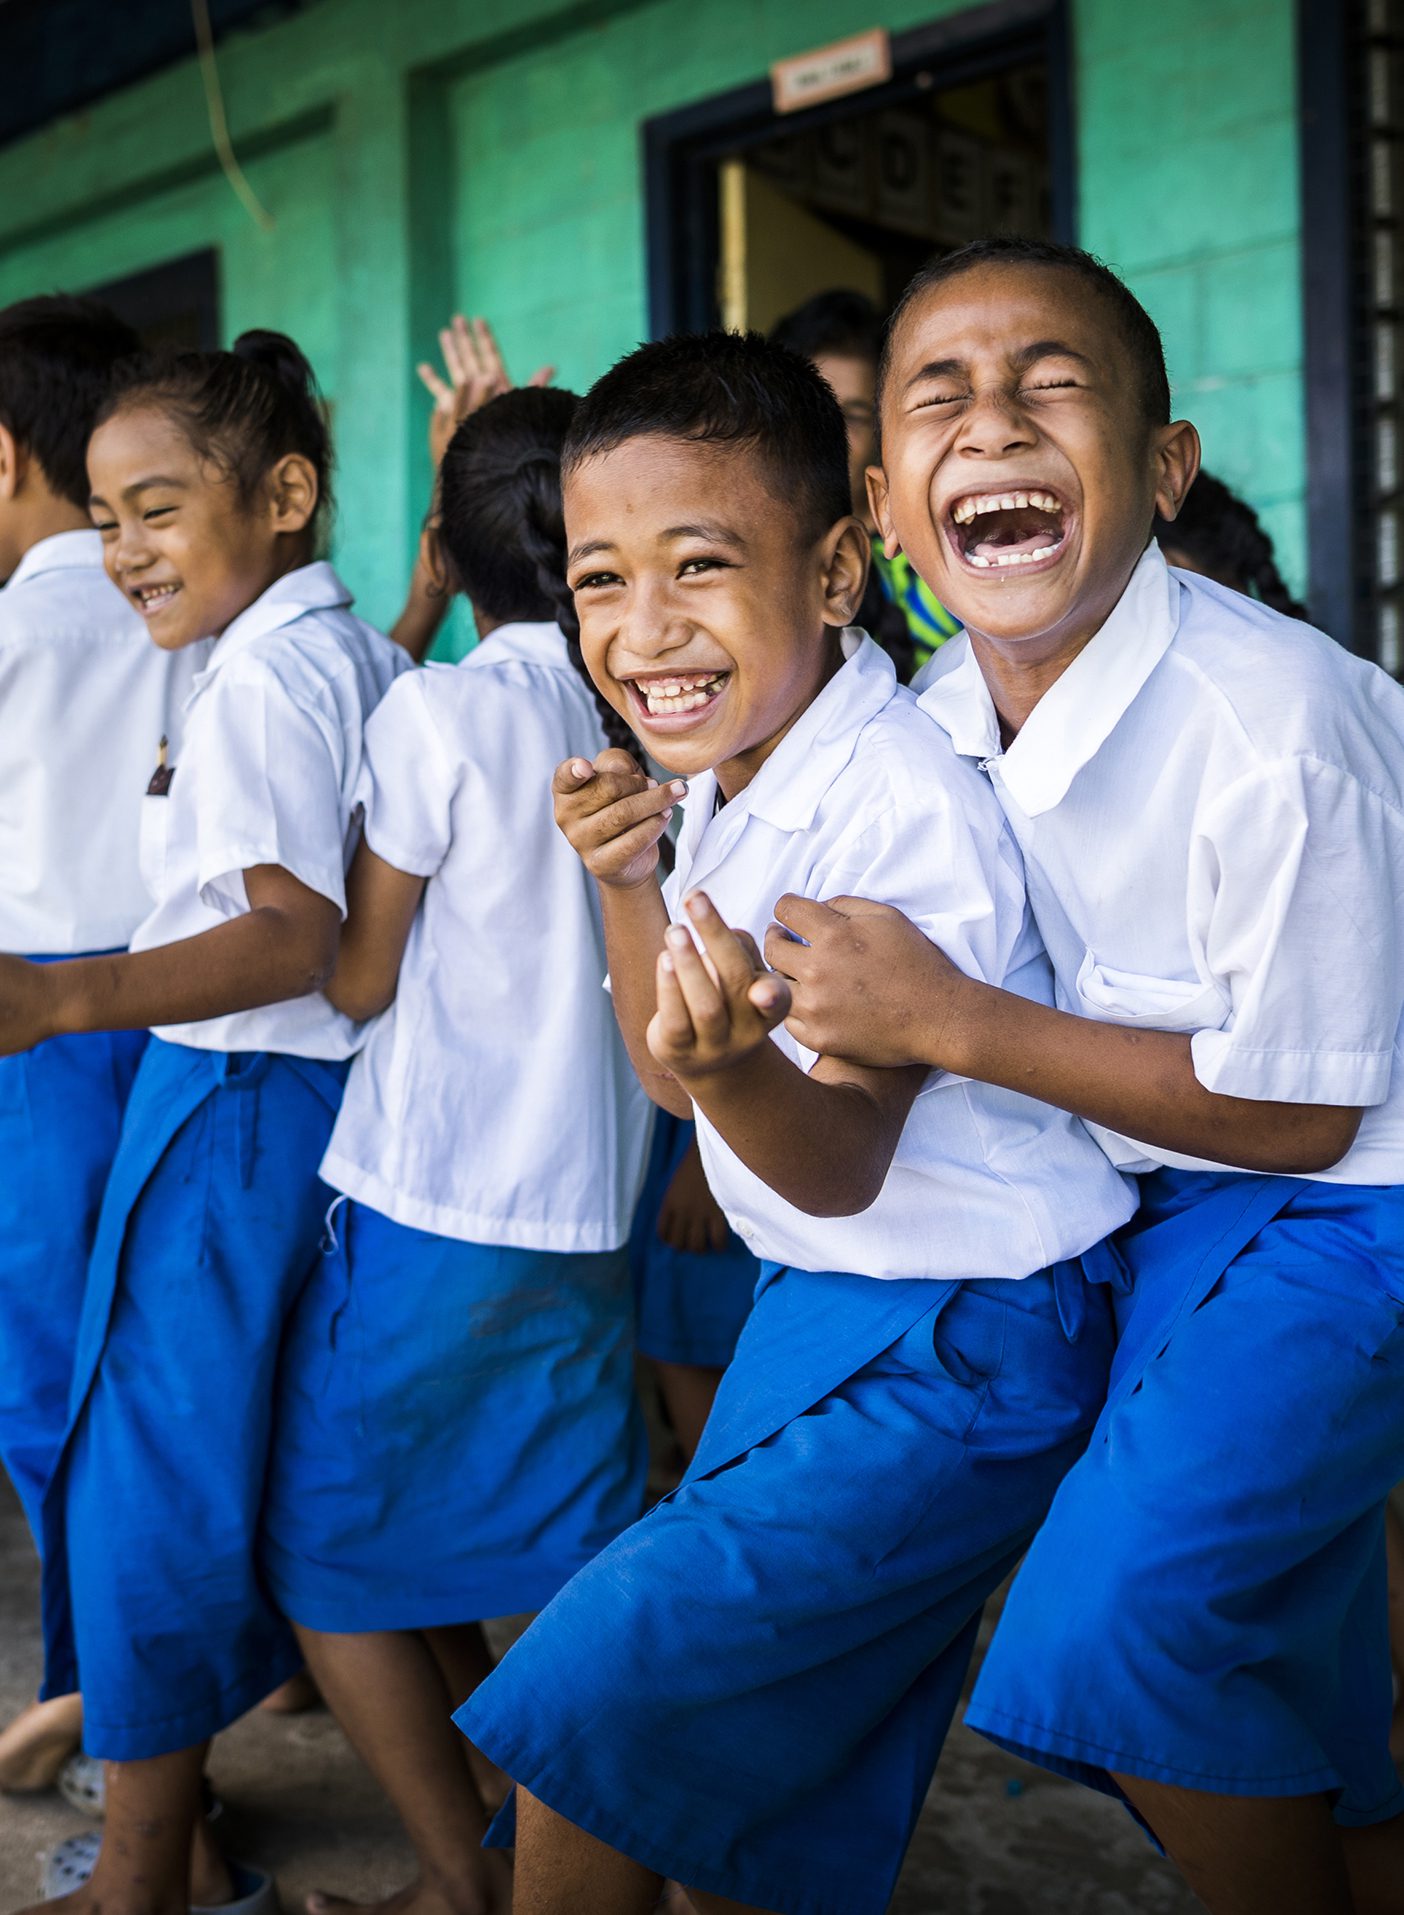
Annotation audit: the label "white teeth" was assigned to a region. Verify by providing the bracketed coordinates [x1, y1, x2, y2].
[638, 671, 726, 716]
[951, 489, 1063, 525]
[966, 543, 1062, 570]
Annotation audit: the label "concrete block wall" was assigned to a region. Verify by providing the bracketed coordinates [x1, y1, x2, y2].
[0, 0, 1306, 631]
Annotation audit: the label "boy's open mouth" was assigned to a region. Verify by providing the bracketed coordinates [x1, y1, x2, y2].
[623, 668, 731, 730]
[131, 582, 181, 617]
[946, 488, 1070, 572]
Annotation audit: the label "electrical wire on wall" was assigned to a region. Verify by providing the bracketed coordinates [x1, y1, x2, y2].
[190, 0, 276, 231]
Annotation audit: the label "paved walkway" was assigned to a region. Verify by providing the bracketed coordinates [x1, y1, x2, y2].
[0, 1475, 1198, 1913]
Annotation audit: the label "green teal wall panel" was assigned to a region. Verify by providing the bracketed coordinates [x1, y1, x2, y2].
[0, 0, 1308, 628]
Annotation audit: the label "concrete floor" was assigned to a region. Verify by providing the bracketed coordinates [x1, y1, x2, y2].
[0, 1473, 1200, 1914]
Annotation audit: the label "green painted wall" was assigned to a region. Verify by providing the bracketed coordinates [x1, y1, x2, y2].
[0, 0, 1305, 639]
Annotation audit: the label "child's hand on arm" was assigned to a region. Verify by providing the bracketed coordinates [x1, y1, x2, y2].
[552, 750, 691, 1114]
[765, 894, 962, 1069]
[768, 889, 1361, 1175]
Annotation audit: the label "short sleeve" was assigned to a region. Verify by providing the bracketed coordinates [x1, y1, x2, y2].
[196, 663, 350, 918]
[819, 783, 1022, 989]
[358, 674, 458, 880]
[1189, 758, 1404, 1106]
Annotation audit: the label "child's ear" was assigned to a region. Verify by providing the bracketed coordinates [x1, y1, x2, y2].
[1151, 420, 1201, 525]
[866, 464, 901, 559]
[0, 421, 23, 504]
[267, 453, 319, 535]
[421, 516, 451, 598]
[820, 515, 870, 628]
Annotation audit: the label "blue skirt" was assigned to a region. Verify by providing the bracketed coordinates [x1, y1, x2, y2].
[458, 1257, 1114, 1915]
[628, 1113, 759, 1368]
[40, 1037, 347, 1760]
[0, 970, 145, 1543]
[262, 1199, 647, 1630]
[968, 1169, 1404, 1827]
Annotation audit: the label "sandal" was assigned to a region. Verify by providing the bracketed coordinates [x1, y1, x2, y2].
[40, 1835, 278, 1914]
[57, 1752, 104, 1818]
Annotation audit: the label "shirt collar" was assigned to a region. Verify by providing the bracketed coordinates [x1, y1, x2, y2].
[918, 542, 1180, 816]
[195, 561, 354, 687]
[462, 620, 573, 671]
[677, 629, 897, 857]
[6, 529, 106, 587]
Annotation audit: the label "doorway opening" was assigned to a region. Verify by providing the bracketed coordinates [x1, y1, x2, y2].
[644, 1, 1070, 339]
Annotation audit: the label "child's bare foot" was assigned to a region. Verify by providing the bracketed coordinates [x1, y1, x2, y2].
[260, 1669, 322, 1714]
[306, 1868, 511, 1915]
[0, 1692, 83, 1792]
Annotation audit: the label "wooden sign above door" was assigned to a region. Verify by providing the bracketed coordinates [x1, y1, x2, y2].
[771, 28, 892, 116]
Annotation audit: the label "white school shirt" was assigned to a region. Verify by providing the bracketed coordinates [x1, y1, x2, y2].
[667, 633, 1136, 1281]
[132, 561, 408, 1058]
[320, 622, 652, 1251]
[0, 530, 203, 955]
[916, 543, 1404, 1184]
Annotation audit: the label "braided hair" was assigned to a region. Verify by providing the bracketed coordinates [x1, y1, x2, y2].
[436, 386, 639, 759]
[1154, 471, 1310, 621]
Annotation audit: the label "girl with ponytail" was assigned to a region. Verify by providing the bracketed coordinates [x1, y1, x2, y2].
[1, 331, 406, 1915]
[257, 386, 652, 1915]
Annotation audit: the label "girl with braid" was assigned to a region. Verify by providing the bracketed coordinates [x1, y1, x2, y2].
[1154, 469, 1311, 619]
[259, 386, 652, 1915]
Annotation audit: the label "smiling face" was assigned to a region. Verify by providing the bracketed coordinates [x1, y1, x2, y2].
[87, 402, 315, 650]
[872, 263, 1198, 669]
[565, 434, 866, 795]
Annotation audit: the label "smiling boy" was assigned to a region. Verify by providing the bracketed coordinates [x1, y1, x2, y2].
[453, 331, 1135, 1915]
[768, 237, 1404, 1914]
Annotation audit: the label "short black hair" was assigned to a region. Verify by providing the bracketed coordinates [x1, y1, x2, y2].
[97, 329, 335, 536]
[563, 330, 853, 541]
[770, 289, 884, 367]
[881, 237, 1171, 427]
[0, 294, 141, 508]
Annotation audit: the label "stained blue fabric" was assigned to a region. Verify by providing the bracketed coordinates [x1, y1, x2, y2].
[628, 1113, 759, 1368]
[263, 1198, 646, 1630]
[458, 1259, 1114, 1915]
[968, 1169, 1404, 1826]
[0, 958, 145, 1544]
[40, 1037, 347, 1760]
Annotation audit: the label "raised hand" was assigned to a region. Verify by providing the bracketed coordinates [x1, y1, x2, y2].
[417, 316, 555, 469]
[648, 892, 788, 1080]
[553, 750, 684, 890]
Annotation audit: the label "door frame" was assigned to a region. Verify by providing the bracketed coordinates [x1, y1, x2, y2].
[642, 0, 1074, 338]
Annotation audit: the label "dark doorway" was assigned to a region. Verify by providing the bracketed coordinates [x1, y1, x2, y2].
[643, 0, 1071, 339]
[92, 250, 221, 354]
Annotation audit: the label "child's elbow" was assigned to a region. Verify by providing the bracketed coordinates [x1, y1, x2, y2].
[1240, 1105, 1362, 1175]
[792, 1167, 886, 1219]
[323, 970, 395, 1022]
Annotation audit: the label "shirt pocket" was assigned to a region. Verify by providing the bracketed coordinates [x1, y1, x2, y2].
[1074, 949, 1230, 1033]
[138, 791, 172, 904]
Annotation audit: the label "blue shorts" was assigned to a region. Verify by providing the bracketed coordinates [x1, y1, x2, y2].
[457, 1257, 1114, 1915]
[968, 1170, 1404, 1827]
[0, 971, 145, 1544]
[40, 1037, 346, 1760]
[628, 1113, 759, 1369]
[262, 1199, 646, 1630]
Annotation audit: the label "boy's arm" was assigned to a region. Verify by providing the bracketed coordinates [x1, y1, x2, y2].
[553, 750, 690, 1116]
[322, 840, 427, 1021]
[654, 893, 928, 1216]
[765, 896, 1360, 1174]
[0, 864, 340, 1054]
